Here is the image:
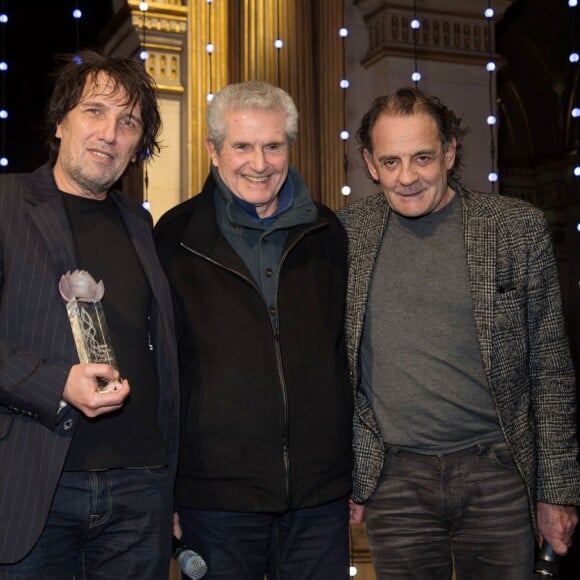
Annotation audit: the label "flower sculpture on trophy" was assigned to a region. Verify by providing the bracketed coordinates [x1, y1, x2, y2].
[59, 270, 121, 392]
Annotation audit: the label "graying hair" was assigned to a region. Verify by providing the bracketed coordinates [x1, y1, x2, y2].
[207, 80, 298, 151]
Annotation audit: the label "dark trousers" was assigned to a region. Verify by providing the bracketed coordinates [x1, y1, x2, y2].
[0, 467, 173, 580]
[365, 443, 535, 579]
[178, 496, 350, 579]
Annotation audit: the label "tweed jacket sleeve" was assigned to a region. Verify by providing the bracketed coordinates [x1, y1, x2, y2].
[458, 182, 580, 512]
[338, 193, 389, 502]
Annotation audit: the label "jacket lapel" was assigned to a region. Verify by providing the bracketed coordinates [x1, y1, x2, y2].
[346, 193, 389, 382]
[110, 191, 164, 308]
[25, 164, 77, 277]
[461, 192, 496, 379]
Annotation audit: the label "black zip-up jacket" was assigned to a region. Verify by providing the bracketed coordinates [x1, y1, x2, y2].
[154, 172, 353, 512]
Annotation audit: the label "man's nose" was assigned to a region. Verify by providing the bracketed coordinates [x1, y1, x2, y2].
[250, 148, 267, 171]
[98, 118, 118, 144]
[398, 160, 418, 184]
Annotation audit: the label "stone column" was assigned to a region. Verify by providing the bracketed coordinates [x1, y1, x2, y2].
[104, 0, 188, 223]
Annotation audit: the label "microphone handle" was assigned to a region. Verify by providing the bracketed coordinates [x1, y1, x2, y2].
[533, 542, 559, 579]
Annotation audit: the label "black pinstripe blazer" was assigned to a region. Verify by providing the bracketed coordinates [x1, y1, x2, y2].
[338, 181, 580, 533]
[0, 163, 179, 563]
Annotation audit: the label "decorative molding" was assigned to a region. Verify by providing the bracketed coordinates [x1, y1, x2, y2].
[354, 0, 512, 67]
[129, 10, 187, 36]
[106, 1, 187, 91]
[142, 49, 184, 95]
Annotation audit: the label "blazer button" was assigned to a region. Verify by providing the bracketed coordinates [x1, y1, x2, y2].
[63, 419, 73, 430]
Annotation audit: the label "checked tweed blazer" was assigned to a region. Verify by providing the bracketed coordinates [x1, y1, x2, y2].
[0, 163, 180, 563]
[338, 181, 580, 531]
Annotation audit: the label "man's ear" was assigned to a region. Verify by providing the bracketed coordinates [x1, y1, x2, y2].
[444, 137, 457, 170]
[363, 148, 379, 181]
[205, 139, 219, 167]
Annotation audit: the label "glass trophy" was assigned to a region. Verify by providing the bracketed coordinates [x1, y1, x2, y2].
[59, 270, 121, 392]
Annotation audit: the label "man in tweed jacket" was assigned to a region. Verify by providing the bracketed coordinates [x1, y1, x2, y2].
[338, 87, 580, 578]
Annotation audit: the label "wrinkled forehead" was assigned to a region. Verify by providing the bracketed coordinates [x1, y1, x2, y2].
[81, 71, 135, 109]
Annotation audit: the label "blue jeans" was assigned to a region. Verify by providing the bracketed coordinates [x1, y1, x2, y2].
[0, 467, 173, 580]
[178, 496, 350, 579]
[365, 443, 534, 579]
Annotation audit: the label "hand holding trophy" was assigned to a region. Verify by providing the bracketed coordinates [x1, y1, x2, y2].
[59, 270, 122, 392]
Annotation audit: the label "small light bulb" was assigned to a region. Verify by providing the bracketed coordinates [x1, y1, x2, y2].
[574, 166, 580, 177]
[139, 2, 149, 11]
[341, 185, 351, 196]
[349, 564, 358, 576]
[340, 130, 350, 140]
[139, 50, 149, 61]
[206, 43, 214, 54]
[569, 0, 578, 7]
[0, 157, 8, 167]
[572, 107, 580, 118]
[339, 79, 350, 89]
[207, 92, 215, 102]
[142, 200, 151, 210]
[0, 62, 8, 72]
[0, 14, 8, 24]
[339, 27, 348, 38]
[72, 9, 82, 19]
[0, 110, 8, 119]
[569, 52, 579, 63]
[484, 8, 495, 18]
[487, 115, 497, 125]
[486, 61, 496, 72]
[488, 171, 498, 182]
[410, 18, 421, 30]
[274, 38, 284, 49]
[411, 71, 421, 82]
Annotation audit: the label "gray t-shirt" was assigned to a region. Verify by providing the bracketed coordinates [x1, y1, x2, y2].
[360, 193, 503, 453]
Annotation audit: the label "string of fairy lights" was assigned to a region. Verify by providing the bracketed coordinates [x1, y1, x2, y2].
[570, 0, 579, 179]
[408, 2, 499, 189]
[138, 2, 151, 210]
[205, 0, 215, 103]
[0, 3, 88, 170]
[274, 0, 282, 86]
[484, 2, 498, 192]
[0, 0, 7, 169]
[410, 0, 421, 86]
[339, 2, 350, 200]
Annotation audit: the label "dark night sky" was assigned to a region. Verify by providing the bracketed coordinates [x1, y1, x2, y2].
[3, 2, 113, 173]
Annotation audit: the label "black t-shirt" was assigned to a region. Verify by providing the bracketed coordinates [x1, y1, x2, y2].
[61, 192, 166, 470]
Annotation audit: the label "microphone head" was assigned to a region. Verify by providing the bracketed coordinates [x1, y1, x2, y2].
[176, 550, 208, 580]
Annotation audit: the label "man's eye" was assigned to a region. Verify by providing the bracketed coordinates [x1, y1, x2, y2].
[264, 144, 283, 153]
[121, 118, 138, 129]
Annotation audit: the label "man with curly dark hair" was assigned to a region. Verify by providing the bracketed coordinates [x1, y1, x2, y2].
[339, 87, 580, 578]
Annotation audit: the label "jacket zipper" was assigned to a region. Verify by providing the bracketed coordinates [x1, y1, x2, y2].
[181, 219, 327, 509]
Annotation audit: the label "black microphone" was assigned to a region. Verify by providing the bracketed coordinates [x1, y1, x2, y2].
[173, 536, 208, 580]
[533, 542, 559, 578]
